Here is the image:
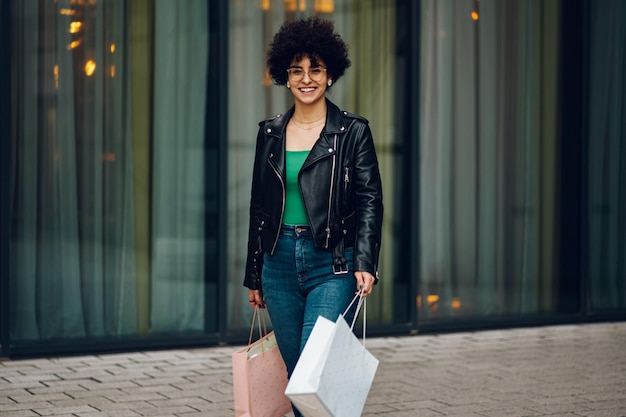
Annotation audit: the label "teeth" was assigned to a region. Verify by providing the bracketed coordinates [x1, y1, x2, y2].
[300, 88, 315, 92]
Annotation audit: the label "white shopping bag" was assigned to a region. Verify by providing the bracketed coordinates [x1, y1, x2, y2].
[285, 295, 379, 417]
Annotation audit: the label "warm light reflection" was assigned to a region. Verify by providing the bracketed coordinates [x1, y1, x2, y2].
[102, 153, 116, 162]
[110, 65, 116, 78]
[471, 11, 479, 20]
[59, 8, 76, 16]
[285, 0, 296, 12]
[299, 0, 306, 12]
[85, 60, 96, 76]
[315, 0, 334, 13]
[67, 40, 82, 50]
[54, 65, 59, 90]
[261, 0, 270, 11]
[110, 43, 116, 53]
[69, 21, 83, 34]
[416, 294, 462, 313]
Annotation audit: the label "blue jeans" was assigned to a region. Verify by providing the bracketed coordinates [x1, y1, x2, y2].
[262, 225, 357, 417]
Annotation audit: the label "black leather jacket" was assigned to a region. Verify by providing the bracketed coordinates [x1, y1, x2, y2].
[244, 99, 383, 292]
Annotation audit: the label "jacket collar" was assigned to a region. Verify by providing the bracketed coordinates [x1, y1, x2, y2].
[323, 99, 348, 135]
[264, 99, 347, 141]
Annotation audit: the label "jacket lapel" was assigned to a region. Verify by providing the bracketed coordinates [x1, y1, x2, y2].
[264, 108, 293, 177]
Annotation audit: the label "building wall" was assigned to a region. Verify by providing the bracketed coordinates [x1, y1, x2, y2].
[1, 0, 625, 358]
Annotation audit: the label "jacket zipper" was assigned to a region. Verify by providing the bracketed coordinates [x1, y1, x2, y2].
[324, 134, 338, 248]
[344, 167, 350, 193]
[268, 153, 285, 254]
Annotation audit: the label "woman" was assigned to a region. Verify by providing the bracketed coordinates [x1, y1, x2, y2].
[243, 16, 383, 416]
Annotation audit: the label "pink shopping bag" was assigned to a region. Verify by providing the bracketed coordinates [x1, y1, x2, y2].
[232, 307, 292, 417]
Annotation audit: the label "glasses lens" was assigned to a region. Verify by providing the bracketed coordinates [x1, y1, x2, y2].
[288, 67, 325, 82]
[288, 68, 304, 81]
[309, 68, 324, 81]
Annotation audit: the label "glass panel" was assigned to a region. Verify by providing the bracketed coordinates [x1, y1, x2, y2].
[587, 0, 626, 313]
[418, 0, 561, 320]
[149, 1, 210, 333]
[227, 0, 409, 330]
[9, 0, 217, 345]
[10, 0, 135, 341]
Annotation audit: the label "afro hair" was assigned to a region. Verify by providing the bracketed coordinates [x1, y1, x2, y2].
[267, 16, 351, 87]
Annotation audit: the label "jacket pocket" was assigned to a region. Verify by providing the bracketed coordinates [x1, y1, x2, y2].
[342, 166, 352, 206]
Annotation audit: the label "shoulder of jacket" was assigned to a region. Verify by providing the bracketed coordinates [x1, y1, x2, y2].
[340, 110, 369, 125]
[258, 113, 284, 127]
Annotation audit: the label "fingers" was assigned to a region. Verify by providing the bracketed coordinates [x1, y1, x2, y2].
[354, 271, 375, 297]
[248, 289, 265, 308]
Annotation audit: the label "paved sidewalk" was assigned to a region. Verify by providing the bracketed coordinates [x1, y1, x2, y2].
[1, 322, 625, 416]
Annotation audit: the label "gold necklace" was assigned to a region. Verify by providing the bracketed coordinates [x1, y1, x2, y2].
[291, 116, 325, 131]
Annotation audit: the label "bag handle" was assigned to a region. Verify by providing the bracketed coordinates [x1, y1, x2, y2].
[342, 287, 368, 347]
[248, 306, 269, 346]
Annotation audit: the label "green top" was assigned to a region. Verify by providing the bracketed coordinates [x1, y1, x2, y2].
[283, 150, 310, 225]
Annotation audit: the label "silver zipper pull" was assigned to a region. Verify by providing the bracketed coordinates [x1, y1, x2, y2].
[325, 227, 331, 248]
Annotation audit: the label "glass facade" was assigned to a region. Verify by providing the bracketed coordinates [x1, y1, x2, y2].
[1, 0, 625, 358]
[226, 0, 412, 331]
[5, 0, 223, 353]
[586, 0, 626, 314]
[418, 0, 563, 321]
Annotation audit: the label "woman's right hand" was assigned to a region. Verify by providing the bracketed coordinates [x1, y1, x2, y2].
[248, 289, 265, 308]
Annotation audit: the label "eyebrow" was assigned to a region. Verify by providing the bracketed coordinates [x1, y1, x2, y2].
[288, 65, 323, 69]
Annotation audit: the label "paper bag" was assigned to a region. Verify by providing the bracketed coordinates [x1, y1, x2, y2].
[285, 298, 379, 417]
[232, 309, 292, 417]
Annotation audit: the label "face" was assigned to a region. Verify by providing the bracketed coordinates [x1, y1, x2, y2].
[286, 56, 330, 106]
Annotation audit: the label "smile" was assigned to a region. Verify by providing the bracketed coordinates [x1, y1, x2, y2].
[299, 87, 316, 93]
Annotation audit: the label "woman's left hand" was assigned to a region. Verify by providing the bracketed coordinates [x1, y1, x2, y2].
[354, 271, 376, 297]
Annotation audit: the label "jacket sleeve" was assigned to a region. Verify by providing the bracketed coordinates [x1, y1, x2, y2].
[243, 127, 266, 291]
[352, 122, 384, 280]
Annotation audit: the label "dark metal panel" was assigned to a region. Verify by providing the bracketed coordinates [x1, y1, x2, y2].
[205, 0, 229, 339]
[395, 0, 421, 332]
[559, 0, 586, 315]
[408, 0, 421, 333]
[0, 0, 12, 358]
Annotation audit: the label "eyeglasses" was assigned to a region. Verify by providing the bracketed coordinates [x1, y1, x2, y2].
[287, 67, 327, 82]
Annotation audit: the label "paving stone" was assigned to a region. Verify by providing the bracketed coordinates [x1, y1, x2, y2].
[7, 392, 73, 403]
[31, 405, 98, 415]
[0, 411, 41, 417]
[0, 401, 56, 412]
[577, 409, 626, 417]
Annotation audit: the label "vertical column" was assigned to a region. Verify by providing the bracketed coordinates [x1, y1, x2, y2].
[129, 0, 154, 334]
[0, 0, 11, 357]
